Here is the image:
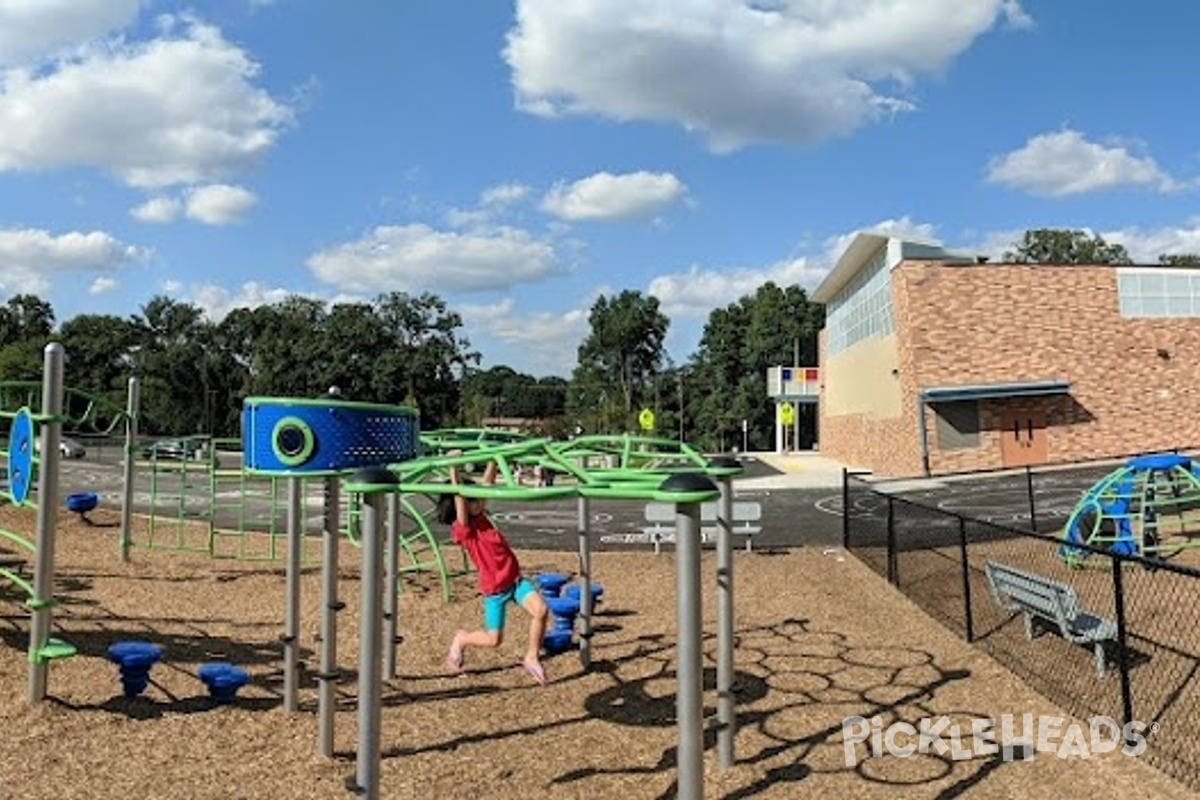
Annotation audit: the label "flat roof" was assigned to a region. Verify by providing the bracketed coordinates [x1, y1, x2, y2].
[811, 231, 978, 303]
[812, 232, 889, 304]
[919, 380, 1071, 403]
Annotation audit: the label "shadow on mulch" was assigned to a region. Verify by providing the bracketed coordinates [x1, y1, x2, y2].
[550, 616, 985, 799]
[351, 615, 996, 799]
[53, 687, 280, 719]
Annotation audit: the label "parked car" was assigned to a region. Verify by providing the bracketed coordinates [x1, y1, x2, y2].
[34, 437, 86, 458]
[141, 439, 204, 461]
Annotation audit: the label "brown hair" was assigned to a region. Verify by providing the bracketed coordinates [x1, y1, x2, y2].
[435, 478, 474, 525]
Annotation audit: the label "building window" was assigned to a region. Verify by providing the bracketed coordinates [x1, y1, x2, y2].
[825, 246, 894, 356]
[935, 401, 980, 450]
[1117, 267, 1200, 318]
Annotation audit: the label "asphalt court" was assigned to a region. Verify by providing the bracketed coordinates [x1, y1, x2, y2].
[843, 464, 1115, 546]
[50, 453, 1112, 553]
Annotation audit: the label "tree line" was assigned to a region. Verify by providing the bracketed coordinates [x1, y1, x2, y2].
[5, 228, 1196, 451]
[0, 283, 822, 452]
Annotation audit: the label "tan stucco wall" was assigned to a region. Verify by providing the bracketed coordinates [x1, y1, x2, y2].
[821, 333, 902, 417]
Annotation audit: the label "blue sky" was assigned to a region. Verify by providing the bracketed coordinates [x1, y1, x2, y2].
[3, 1, 1200, 376]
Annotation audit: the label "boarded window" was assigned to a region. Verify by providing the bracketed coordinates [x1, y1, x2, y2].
[935, 401, 981, 450]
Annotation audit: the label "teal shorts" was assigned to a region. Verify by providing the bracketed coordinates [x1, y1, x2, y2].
[483, 577, 537, 632]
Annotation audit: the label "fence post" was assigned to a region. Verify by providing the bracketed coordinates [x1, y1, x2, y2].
[886, 496, 897, 585]
[958, 516, 974, 643]
[841, 468, 850, 550]
[1025, 466, 1038, 532]
[1110, 555, 1135, 735]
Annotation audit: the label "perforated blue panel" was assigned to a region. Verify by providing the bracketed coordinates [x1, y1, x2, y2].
[242, 398, 420, 474]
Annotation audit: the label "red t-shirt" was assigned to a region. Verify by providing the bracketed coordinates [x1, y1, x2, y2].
[451, 513, 521, 596]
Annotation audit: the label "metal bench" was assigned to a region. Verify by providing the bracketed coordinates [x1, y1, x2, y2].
[642, 500, 763, 553]
[983, 560, 1118, 678]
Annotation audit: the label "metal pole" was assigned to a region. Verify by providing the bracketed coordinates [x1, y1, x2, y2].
[675, 499, 704, 800]
[356, 491, 387, 800]
[28, 343, 64, 703]
[317, 476, 341, 758]
[716, 473, 736, 769]
[792, 401, 800, 452]
[384, 492, 401, 679]
[1111, 555, 1135, 734]
[886, 496, 897, 585]
[1025, 465, 1038, 532]
[283, 476, 303, 713]
[841, 467, 850, 550]
[119, 376, 139, 563]
[958, 516, 974, 643]
[577, 495, 593, 670]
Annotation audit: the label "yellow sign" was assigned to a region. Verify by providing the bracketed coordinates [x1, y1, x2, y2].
[638, 408, 656, 431]
[779, 404, 795, 425]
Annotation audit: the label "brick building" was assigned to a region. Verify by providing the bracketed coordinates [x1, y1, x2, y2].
[813, 232, 1200, 477]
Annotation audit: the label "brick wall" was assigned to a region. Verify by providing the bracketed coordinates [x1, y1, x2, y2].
[892, 261, 1200, 473]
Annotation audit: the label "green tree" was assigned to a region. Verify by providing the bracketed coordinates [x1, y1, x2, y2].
[129, 296, 214, 435]
[687, 282, 824, 452]
[0, 294, 55, 348]
[1003, 229, 1132, 265]
[0, 336, 52, 382]
[461, 367, 569, 423]
[371, 292, 478, 428]
[570, 290, 669, 432]
[57, 314, 142, 428]
[58, 314, 140, 396]
[1159, 253, 1200, 266]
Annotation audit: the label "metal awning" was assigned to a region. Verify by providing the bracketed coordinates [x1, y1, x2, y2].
[919, 379, 1071, 404]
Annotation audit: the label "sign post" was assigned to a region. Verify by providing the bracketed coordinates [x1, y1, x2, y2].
[767, 365, 819, 453]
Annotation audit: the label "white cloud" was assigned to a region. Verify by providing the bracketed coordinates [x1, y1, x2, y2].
[819, 216, 942, 266]
[184, 183, 258, 224]
[648, 258, 828, 319]
[446, 183, 533, 228]
[460, 297, 589, 375]
[505, 0, 1028, 151]
[541, 171, 687, 222]
[986, 130, 1184, 196]
[89, 276, 119, 295]
[481, 183, 531, 207]
[444, 208, 492, 229]
[0, 16, 294, 187]
[1000, 0, 1035, 29]
[131, 183, 258, 224]
[649, 216, 942, 318]
[130, 196, 182, 223]
[0, 0, 143, 66]
[184, 281, 299, 321]
[163, 279, 366, 322]
[915, 219, 1200, 265]
[307, 223, 559, 294]
[0, 227, 147, 293]
[1104, 220, 1200, 264]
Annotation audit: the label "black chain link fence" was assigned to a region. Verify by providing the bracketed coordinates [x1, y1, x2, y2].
[844, 468, 1200, 791]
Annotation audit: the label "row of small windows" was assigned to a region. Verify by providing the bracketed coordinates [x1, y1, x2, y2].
[825, 248, 894, 356]
[1117, 269, 1200, 318]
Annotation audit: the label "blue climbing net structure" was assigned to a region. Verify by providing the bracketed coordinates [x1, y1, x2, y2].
[1059, 453, 1200, 567]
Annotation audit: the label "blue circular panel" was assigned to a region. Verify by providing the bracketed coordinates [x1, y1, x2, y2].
[8, 407, 34, 506]
[242, 399, 420, 474]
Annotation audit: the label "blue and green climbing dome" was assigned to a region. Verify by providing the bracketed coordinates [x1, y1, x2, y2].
[1059, 453, 1200, 566]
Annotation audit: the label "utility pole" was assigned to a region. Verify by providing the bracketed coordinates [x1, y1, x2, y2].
[677, 374, 684, 442]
